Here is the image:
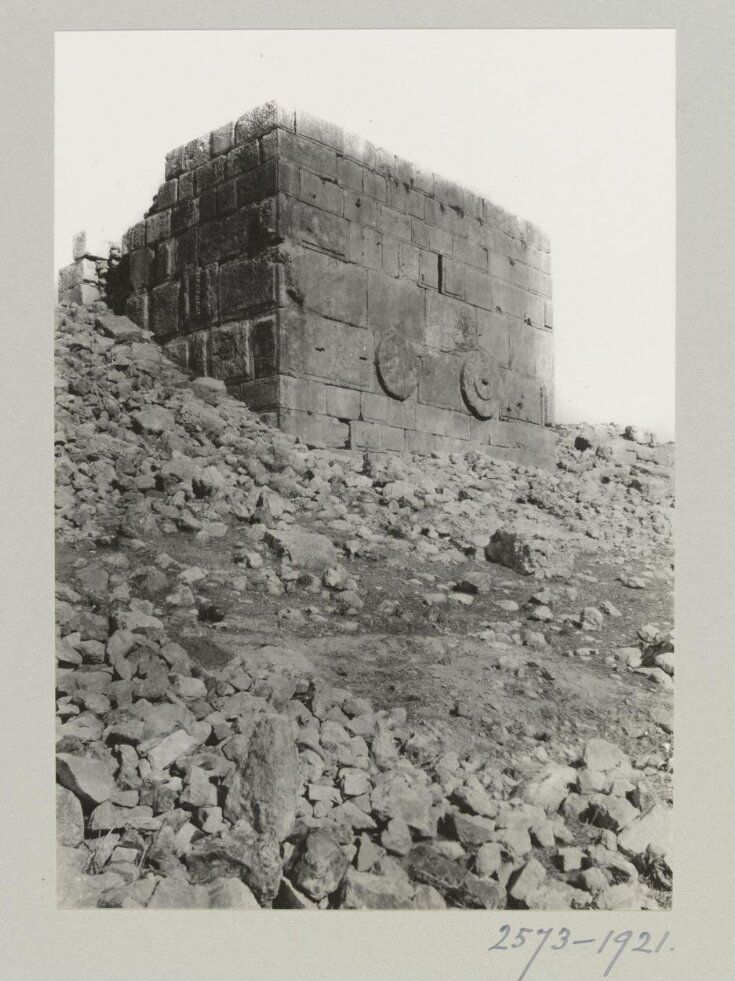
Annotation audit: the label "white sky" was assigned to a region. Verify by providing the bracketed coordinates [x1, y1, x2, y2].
[55, 30, 675, 439]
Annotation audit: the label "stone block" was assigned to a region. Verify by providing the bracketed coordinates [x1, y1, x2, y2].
[415, 403, 471, 441]
[178, 170, 194, 201]
[174, 227, 198, 273]
[165, 145, 185, 180]
[189, 332, 209, 376]
[285, 250, 367, 327]
[72, 231, 87, 260]
[234, 101, 294, 143]
[217, 179, 238, 215]
[433, 174, 466, 212]
[210, 321, 251, 381]
[198, 211, 250, 265]
[58, 258, 97, 291]
[406, 189, 425, 219]
[164, 337, 189, 371]
[344, 189, 377, 227]
[367, 271, 424, 341]
[477, 311, 511, 366]
[194, 156, 226, 196]
[429, 225, 453, 256]
[153, 240, 175, 284]
[441, 257, 465, 299]
[125, 291, 149, 330]
[387, 178, 407, 213]
[509, 322, 554, 381]
[425, 292, 477, 352]
[278, 129, 338, 180]
[544, 300, 553, 329]
[299, 169, 343, 214]
[171, 199, 199, 235]
[183, 135, 211, 171]
[349, 421, 405, 452]
[454, 236, 488, 271]
[280, 375, 327, 415]
[363, 171, 388, 203]
[146, 211, 171, 246]
[499, 369, 544, 425]
[277, 158, 300, 196]
[236, 161, 278, 206]
[464, 267, 494, 310]
[235, 377, 279, 412]
[398, 242, 420, 282]
[153, 179, 178, 212]
[419, 250, 440, 290]
[251, 318, 278, 377]
[418, 352, 464, 412]
[325, 385, 361, 420]
[295, 109, 345, 151]
[381, 237, 399, 278]
[282, 311, 374, 390]
[129, 248, 154, 291]
[361, 392, 416, 430]
[411, 218, 431, 250]
[219, 254, 279, 319]
[349, 225, 382, 270]
[181, 264, 218, 332]
[493, 281, 545, 327]
[281, 197, 349, 258]
[376, 204, 411, 243]
[199, 189, 217, 223]
[211, 121, 235, 157]
[280, 409, 349, 449]
[68, 283, 100, 305]
[150, 280, 180, 338]
[225, 141, 260, 179]
[338, 155, 364, 191]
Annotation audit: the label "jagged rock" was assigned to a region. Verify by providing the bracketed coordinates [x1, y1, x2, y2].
[187, 820, 283, 905]
[617, 803, 672, 862]
[370, 769, 435, 837]
[223, 714, 300, 840]
[264, 527, 338, 573]
[56, 785, 85, 846]
[56, 753, 114, 806]
[337, 869, 414, 909]
[207, 877, 261, 909]
[286, 829, 350, 900]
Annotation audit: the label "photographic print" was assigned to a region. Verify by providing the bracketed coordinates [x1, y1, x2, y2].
[54, 29, 675, 914]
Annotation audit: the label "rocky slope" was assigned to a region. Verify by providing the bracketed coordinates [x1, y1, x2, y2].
[55, 300, 674, 910]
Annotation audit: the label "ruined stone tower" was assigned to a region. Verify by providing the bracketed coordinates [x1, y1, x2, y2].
[118, 101, 556, 465]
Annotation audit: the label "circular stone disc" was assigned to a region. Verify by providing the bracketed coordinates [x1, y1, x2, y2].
[461, 351, 503, 418]
[376, 334, 418, 401]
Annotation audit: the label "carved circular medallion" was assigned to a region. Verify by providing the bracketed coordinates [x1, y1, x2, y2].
[461, 351, 503, 418]
[376, 334, 418, 401]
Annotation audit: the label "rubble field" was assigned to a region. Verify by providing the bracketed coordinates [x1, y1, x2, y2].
[55, 302, 674, 910]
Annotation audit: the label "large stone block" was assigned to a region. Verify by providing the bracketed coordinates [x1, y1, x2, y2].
[499, 369, 545, 425]
[425, 292, 477, 353]
[236, 161, 278, 206]
[150, 280, 180, 338]
[280, 409, 349, 449]
[146, 211, 171, 246]
[189, 331, 208, 376]
[210, 321, 251, 381]
[234, 100, 294, 144]
[349, 421, 405, 452]
[234, 376, 279, 412]
[415, 403, 471, 441]
[418, 352, 464, 412]
[198, 211, 250, 265]
[509, 323, 554, 382]
[125, 290, 149, 330]
[477, 311, 511, 367]
[360, 391, 417, 430]
[129, 248, 155, 292]
[493, 281, 545, 328]
[278, 129, 338, 180]
[181, 264, 218, 332]
[251, 318, 278, 377]
[299, 169, 343, 214]
[367, 271, 424, 341]
[281, 197, 349, 258]
[58, 258, 97, 292]
[284, 250, 367, 327]
[281, 309, 373, 389]
[219, 254, 279, 319]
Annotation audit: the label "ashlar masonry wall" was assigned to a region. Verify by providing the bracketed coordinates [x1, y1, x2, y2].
[120, 101, 556, 465]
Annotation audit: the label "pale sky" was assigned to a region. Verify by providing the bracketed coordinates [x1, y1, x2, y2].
[55, 30, 675, 439]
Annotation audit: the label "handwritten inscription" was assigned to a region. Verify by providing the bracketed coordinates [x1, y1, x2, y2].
[489, 925, 673, 980]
